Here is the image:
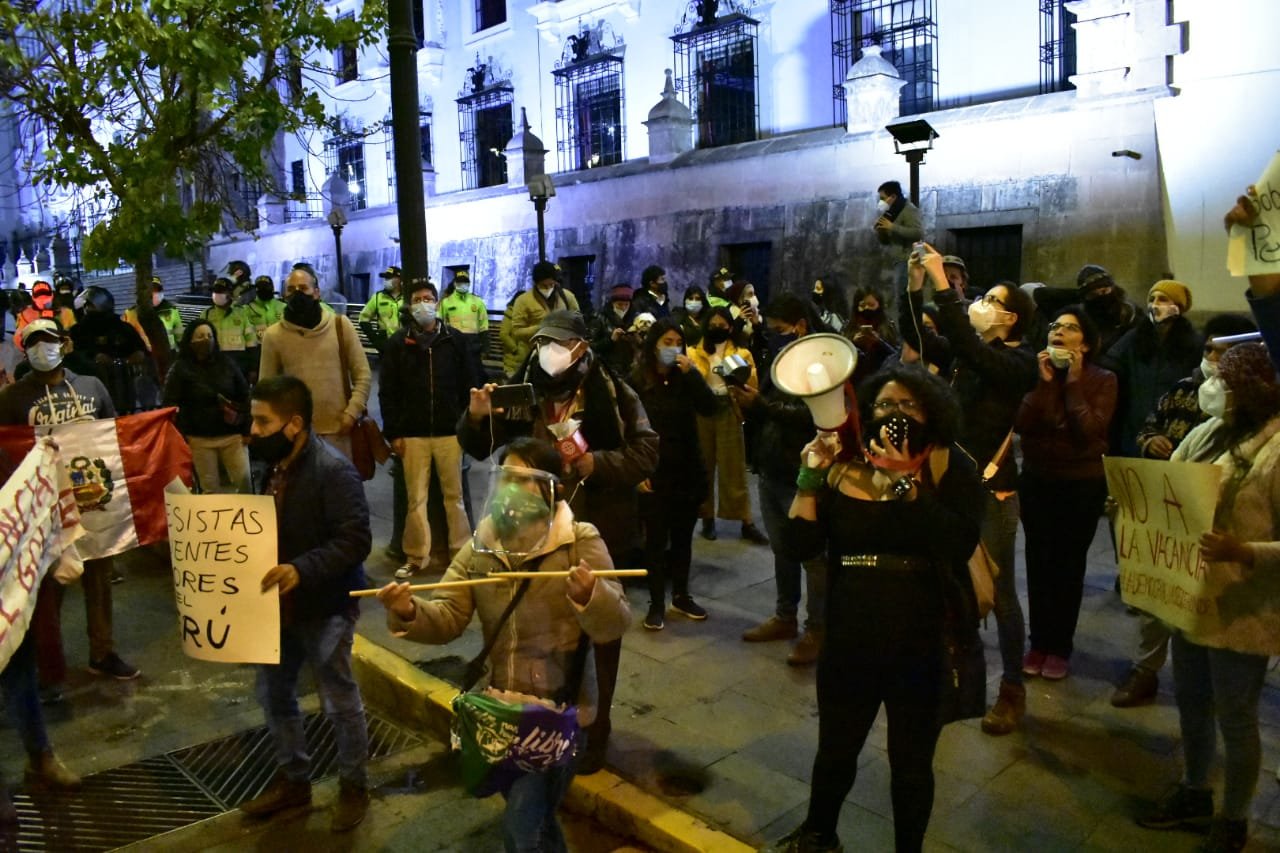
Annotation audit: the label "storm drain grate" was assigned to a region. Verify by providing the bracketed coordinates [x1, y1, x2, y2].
[2, 710, 420, 851]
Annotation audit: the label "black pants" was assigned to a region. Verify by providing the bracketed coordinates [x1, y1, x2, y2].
[1021, 472, 1108, 658]
[806, 650, 941, 853]
[639, 489, 700, 607]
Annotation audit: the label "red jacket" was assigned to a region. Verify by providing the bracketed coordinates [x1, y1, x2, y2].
[1015, 361, 1117, 480]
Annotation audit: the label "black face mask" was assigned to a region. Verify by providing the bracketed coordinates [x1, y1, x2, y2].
[705, 327, 731, 345]
[284, 292, 322, 328]
[767, 330, 798, 354]
[1084, 291, 1122, 324]
[865, 413, 929, 457]
[857, 309, 884, 326]
[250, 427, 294, 463]
[190, 340, 213, 361]
[256, 285, 275, 301]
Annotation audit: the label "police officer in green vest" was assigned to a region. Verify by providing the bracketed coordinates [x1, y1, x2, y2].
[244, 275, 286, 338]
[359, 265, 403, 353]
[202, 277, 260, 381]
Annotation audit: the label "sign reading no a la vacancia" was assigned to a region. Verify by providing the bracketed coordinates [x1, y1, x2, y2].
[1104, 456, 1224, 639]
[164, 492, 280, 664]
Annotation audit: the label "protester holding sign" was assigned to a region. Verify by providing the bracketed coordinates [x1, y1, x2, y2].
[237, 376, 372, 833]
[1015, 307, 1117, 681]
[1137, 343, 1280, 853]
[0, 319, 140, 685]
[377, 437, 631, 851]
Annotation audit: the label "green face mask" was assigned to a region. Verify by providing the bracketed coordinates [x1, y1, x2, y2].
[489, 481, 551, 540]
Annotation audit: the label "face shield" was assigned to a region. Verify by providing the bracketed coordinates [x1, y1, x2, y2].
[472, 464, 559, 565]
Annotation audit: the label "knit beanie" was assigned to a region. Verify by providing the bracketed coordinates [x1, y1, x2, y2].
[609, 284, 633, 302]
[1148, 279, 1192, 313]
[1076, 264, 1114, 294]
[1218, 343, 1280, 422]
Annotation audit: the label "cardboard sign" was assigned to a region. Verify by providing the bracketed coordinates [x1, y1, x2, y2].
[1104, 456, 1224, 638]
[164, 490, 280, 664]
[1227, 151, 1280, 276]
[0, 442, 66, 670]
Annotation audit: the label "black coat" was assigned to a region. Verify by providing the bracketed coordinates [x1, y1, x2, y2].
[379, 322, 476, 439]
[631, 363, 718, 494]
[162, 354, 250, 438]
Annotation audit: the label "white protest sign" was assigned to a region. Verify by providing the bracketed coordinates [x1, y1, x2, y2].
[164, 490, 280, 664]
[1227, 151, 1280, 276]
[0, 442, 65, 670]
[1105, 456, 1224, 638]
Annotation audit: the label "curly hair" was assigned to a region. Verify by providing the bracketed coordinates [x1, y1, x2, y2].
[856, 364, 962, 447]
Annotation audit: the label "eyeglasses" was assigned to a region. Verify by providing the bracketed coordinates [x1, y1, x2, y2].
[1047, 321, 1082, 333]
[980, 294, 1008, 309]
[872, 399, 922, 414]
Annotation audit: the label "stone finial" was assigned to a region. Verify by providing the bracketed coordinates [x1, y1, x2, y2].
[842, 44, 906, 135]
[505, 106, 548, 188]
[644, 70, 693, 165]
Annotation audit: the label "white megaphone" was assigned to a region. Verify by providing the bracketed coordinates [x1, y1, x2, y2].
[770, 333, 858, 464]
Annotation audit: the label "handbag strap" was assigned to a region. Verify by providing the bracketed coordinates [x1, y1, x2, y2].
[334, 314, 353, 403]
[460, 578, 532, 693]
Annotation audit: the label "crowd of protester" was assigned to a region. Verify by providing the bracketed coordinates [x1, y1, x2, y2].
[1, 182, 1279, 853]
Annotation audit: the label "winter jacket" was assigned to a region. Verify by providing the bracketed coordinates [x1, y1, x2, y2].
[386, 503, 630, 724]
[379, 322, 476, 439]
[505, 287, 580, 372]
[1015, 361, 1116, 481]
[1101, 317, 1202, 457]
[162, 353, 250, 438]
[258, 312, 371, 436]
[630, 363, 718, 494]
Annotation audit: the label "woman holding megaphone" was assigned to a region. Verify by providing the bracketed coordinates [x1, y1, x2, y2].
[761, 366, 984, 853]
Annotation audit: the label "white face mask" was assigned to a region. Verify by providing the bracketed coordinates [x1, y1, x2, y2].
[212, 292, 230, 307]
[411, 302, 437, 326]
[1149, 302, 1180, 323]
[455, 283, 470, 295]
[967, 300, 1008, 335]
[876, 199, 891, 214]
[28, 341, 64, 373]
[1200, 356, 1219, 379]
[538, 341, 576, 377]
[685, 300, 703, 315]
[1197, 375, 1229, 418]
[152, 292, 163, 307]
[1047, 346, 1073, 369]
[745, 295, 759, 311]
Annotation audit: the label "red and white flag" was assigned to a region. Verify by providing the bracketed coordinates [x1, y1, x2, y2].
[0, 408, 193, 560]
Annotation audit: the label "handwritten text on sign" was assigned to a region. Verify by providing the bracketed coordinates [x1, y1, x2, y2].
[0, 442, 64, 671]
[164, 493, 280, 664]
[1228, 151, 1280, 276]
[1104, 457, 1223, 638]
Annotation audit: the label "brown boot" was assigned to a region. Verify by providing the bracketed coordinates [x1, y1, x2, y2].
[331, 782, 369, 832]
[742, 616, 799, 643]
[240, 772, 312, 818]
[980, 680, 1026, 736]
[787, 631, 823, 667]
[24, 750, 81, 791]
[1110, 667, 1159, 708]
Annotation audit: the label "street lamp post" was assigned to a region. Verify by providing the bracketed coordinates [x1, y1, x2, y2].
[527, 174, 556, 262]
[884, 118, 940, 207]
[324, 171, 353, 297]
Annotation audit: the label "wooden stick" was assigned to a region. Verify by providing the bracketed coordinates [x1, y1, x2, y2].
[348, 569, 647, 598]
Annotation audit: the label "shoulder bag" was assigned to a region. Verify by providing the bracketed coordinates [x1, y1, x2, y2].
[334, 316, 390, 480]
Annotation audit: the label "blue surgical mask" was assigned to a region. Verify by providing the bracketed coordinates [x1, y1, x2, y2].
[455, 283, 470, 295]
[411, 302, 437, 326]
[658, 346, 680, 367]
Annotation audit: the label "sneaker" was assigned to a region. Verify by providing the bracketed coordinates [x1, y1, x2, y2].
[87, 652, 140, 681]
[240, 772, 312, 818]
[1111, 667, 1159, 708]
[981, 680, 1026, 736]
[741, 522, 770, 546]
[787, 630, 824, 667]
[643, 604, 665, 631]
[24, 750, 81, 791]
[1040, 654, 1069, 681]
[700, 518, 717, 541]
[394, 562, 420, 580]
[760, 823, 844, 853]
[742, 615, 799, 643]
[670, 595, 708, 621]
[1199, 817, 1248, 852]
[331, 782, 369, 832]
[1022, 649, 1046, 677]
[1137, 784, 1214, 831]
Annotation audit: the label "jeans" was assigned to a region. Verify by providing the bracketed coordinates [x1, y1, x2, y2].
[983, 490, 1024, 685]
[1171, 633, 1268, 820]
[35, 556, 115, 684]
[502, 763, 574, 853]
[189, 433, 252, 494]
[1, 633, 49, 758]
[1021, 474, 1107, 658]
[757, 475, 827, 631]
[255, 612, 368, 788]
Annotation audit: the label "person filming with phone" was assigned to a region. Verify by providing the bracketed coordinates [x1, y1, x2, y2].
[459, 309, 658, 775]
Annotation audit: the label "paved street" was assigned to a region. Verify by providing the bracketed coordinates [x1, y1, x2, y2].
[6, 452, 1280, 851]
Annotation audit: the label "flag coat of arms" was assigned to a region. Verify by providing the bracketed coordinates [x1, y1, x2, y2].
[0, 408, 192, 560]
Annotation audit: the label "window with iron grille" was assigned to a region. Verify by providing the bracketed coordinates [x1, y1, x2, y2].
[1039, 0, 1076, 94]
[234, 173, 262, 231]
[384, 114, 434, 188]
[457, 87, 512, 190]
[672, 14, 759, 150]
[553, 56, 624, 171]
[476, 0, 505, 31]
[323, 134, 368, 210]
[830, 0, 937, 123]
[334, 14, 358, 83]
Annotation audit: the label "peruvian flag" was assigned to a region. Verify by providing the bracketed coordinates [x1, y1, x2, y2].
[0, 408, 192, 559]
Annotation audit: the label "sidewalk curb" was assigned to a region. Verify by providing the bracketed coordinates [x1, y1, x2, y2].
[351, 634, 753, 853]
